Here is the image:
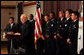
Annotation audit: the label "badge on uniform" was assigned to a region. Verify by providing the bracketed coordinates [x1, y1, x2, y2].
[73, 25, 76, 28]
[65, 24, 67, 27]
[60, 25, 61, 27]
[51, 24, 53, 27]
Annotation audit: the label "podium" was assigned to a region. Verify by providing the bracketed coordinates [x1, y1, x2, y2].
[5, 34, 22, 54]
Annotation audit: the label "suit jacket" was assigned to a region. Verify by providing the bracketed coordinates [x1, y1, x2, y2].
[21, 20, 35, 48]
[21, 20, 35, 54]
[4, 23, 16, 33]
[29, 19, 35, 39]
[21, 20, 31, 41]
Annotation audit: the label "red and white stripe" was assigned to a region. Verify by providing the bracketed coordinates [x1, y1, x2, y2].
[35, 8, 42, 40]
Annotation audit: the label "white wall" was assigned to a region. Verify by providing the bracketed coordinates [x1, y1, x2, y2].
[23, 1, 43, 20]
[23, 5, 36, 20]
[1, 8, 17, 31]
[1, 1, 43, 30]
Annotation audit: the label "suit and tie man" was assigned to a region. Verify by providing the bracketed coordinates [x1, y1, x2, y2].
[4, 17, 17, 54]
[28, 14, 36, 54]
[28, 14, 35, 40]
[67, 11, 79, 54]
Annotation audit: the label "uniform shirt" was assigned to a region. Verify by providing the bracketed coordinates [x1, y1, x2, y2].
[29, 19, 34, 22]
[66, 17, 70, 20]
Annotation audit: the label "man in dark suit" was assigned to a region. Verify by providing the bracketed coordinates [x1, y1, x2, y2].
[57, 10, 67, 54]
[16, 14, 35, 54]
[28, 14, 36, 54]
[67, 11, 79, 54]
[5, 17, 16, 33]
[4, 17, 17, 54]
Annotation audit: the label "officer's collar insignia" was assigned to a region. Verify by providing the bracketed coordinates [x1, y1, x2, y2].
[51, 24, 53, 27]
[60, 25, 61, 27]
[65, 24, 67, 27]
[73, 25, 76, 28]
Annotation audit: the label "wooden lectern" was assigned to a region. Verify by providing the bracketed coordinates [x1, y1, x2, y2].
[5, 34, 22, 54]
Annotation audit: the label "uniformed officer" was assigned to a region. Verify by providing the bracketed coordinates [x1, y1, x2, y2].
[43, 15, 50, 55]
[64, 9, 73, 54]
[67, 11, 79, 54]
[64, 9, 73, 38]
[57, 10, 67, 54]
[45, 12, 58, 54]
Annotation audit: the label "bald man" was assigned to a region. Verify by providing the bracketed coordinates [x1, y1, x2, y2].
[16, 14, 35, 54]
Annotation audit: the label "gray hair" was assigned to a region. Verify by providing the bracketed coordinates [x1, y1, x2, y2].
[20, 14, 27, 20]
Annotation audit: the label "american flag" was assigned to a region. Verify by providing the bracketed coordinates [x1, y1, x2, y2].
[35, 1, 42, 41]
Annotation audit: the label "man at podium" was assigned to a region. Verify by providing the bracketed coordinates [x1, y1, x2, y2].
[4, 17, 17, 54]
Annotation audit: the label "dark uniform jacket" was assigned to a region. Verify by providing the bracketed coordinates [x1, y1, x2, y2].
[44, 18, 58, 54]
[68, 19, 79, 54]
[57, 17, 66, 38]
[46, 18, 58, 39]
[64, 18, 72, 39]
[68, 19, 79, 43]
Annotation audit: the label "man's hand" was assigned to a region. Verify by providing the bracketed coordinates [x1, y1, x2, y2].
[9, 31, 14, 34]
[67, 38, 72, 44]
[57, 34, 62, 39]
[40, 35, 45, 40]
[54, 35, 57, 39]
[14, 33, 21, 35]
